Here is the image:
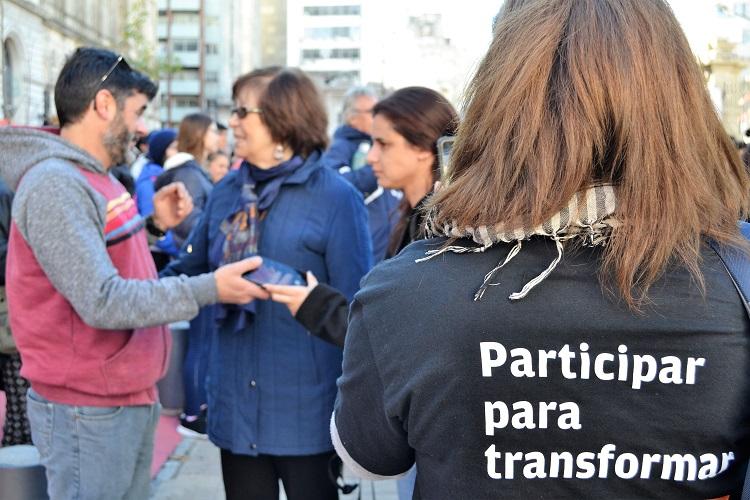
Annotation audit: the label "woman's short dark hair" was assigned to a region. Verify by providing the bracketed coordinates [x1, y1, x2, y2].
[232, 67, 328, 157]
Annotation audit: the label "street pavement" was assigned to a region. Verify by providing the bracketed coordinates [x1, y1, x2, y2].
[150, 437, 400, 500]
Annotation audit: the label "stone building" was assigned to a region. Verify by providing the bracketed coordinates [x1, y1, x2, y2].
[0, 0, 156, 126]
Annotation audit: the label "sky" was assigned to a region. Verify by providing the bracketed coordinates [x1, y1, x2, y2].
[668, 0, 723, 59]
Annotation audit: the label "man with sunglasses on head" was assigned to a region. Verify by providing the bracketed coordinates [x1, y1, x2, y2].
[0, 47, 268, 499]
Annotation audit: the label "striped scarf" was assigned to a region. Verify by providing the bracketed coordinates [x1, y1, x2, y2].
[418, 184, 618, 301]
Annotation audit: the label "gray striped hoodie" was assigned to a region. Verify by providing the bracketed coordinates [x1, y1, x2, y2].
[0, 127, 217, 330]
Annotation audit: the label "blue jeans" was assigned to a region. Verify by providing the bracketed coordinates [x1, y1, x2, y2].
[397, 465, 417, 500]
[25, 388, 160, 500]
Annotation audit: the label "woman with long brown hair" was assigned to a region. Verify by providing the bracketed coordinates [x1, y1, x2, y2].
[333, 1, 750, 498]
[155, 112, 218, 248]
[369, 87, 458, 258]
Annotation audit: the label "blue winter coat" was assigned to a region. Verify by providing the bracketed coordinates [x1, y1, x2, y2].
[161, 151, 372, 456]
[321, 125, 401, 262]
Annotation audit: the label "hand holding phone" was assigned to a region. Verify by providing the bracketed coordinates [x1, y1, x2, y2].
[243, 257, 306, 289]
[214, 256, 270, 304]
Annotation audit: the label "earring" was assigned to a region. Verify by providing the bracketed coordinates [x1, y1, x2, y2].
[273, 144, 285, 161]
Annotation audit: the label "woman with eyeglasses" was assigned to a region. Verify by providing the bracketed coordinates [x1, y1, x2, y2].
[160, 67, 371, 500]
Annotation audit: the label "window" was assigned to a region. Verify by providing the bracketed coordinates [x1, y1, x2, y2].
[205, 71, 219, 82]
[173, 70, 199, 81]
[159, 11, 200, 24]
[302, 49, 322, 60]
[302, 48, 360, 61]
[174, 12, 199, 24]
[303, 5, 360, 16]
[174, 96, 200, 107]
[304, 27, 359, 39]
[173, 39, 199, 52]
[206, 43, 219, 55]
[735, 3, 750, 18]
[331, 48, 360, 59]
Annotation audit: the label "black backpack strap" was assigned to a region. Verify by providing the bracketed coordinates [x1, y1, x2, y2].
[708, 222, 750, 500]
[709, 222, 750, 317]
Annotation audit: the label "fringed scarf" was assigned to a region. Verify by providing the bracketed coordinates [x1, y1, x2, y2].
[417, 184, 618, 301]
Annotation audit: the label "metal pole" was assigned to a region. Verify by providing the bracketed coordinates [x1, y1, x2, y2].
[199, 0, 205, 110]
[166, 0, 173, 126]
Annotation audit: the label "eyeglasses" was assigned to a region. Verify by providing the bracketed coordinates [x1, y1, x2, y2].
[92, 55, 131, 105]
[231, 106, 263, 119]
[99, 55, 125, 85]
[97, 55, 131, 88]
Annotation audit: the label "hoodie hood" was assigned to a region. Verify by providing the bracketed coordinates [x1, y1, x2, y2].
[0, 127, 104, 191]
[164, 152, 195, 171]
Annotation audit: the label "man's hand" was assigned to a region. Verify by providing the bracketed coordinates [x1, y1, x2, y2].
[264, 271, 318, 317]
[152, 182, 193, 230]
[215, 257, 270, 304]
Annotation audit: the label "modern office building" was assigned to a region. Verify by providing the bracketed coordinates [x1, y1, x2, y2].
[287, 0, 363, 86]
[157, 0, 257, 127]
[286, 0, 364, 129]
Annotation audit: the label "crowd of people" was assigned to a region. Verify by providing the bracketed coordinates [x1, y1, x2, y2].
[2, 0, 750, 499]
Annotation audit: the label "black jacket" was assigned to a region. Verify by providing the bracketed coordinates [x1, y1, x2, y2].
[154, 160, 213, 248]
[295, 283, 348, 348]
[334, 237, 750, 499]
[386, 195, 429, 260]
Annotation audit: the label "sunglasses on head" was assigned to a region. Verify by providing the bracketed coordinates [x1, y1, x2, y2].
[97, 55, 131, 87]
[91, 55, 132, 105]
[231, 106, 263, 119]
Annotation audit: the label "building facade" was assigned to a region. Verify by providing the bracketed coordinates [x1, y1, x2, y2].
[287, 0, 363, 86]
[157, 0, 257, 127]
[259, 0, 286, 67]
[0, 0, 150, 126]
[286, 0, 364, 130]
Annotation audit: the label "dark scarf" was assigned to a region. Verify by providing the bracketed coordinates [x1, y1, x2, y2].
[246, 156, 305, 211]
[212, 155, 305, 333]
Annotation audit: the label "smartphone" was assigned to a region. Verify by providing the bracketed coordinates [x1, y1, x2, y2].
[243, 257, 306, 288]
[437, 135, 455, 177]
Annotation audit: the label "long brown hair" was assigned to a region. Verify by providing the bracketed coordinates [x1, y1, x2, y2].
[177, 113, 213, 161]
[232, 67, 328, 157]
[376, 87, 459, 257]
[427, 0, 750, 307]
